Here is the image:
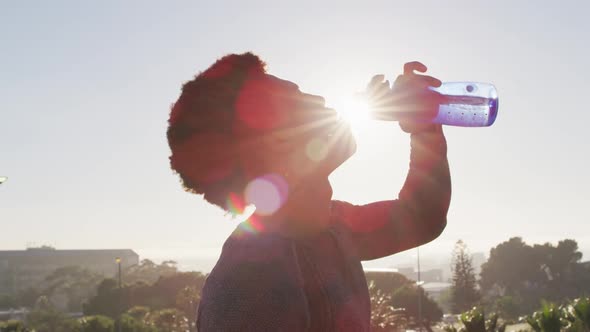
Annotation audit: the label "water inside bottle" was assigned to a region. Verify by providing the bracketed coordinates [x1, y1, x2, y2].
[433, 95, 498, 127]
[431, 82, 498, 127]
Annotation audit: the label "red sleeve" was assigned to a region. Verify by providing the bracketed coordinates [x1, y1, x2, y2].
[332, 128, 451, 260]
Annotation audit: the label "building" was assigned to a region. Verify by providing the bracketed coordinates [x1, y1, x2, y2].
[397, 267, 444, 283]
[421, 282, 452, 302]
[0, 247, 139, 296]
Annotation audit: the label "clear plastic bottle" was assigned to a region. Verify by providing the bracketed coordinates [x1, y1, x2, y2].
[429, 82, 498, 127]
[369, 82, 499, 127]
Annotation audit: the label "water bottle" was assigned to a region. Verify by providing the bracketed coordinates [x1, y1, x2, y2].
[429, 82, 498, 127]
[369, 82, 499, 127]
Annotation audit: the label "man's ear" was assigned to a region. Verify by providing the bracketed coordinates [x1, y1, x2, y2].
[170, 132, 237, 184]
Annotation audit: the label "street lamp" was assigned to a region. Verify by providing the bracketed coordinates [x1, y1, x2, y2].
[115, 257, 122, 332]
[0, 176, 7, 185]
[115, 257, 122, 288]
[417, 246, 423, 332]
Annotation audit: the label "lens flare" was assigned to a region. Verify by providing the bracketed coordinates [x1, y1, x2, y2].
[329, 94, 372, 132]
[237, 215, 265, 235]
[244, 173, 289, 216]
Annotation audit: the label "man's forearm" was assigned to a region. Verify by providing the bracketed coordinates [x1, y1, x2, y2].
[397, 126, 451, 242]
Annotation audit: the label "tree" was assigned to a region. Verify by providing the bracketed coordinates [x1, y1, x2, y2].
[26, 296, 79, 332]
[126, 306, 151, 322]
[479, 237, 544, 315]
[79, 315, 115, 332]
[480, 237, 589, 316]
[122, 259, 179, 285]
[480, 237, 539, 295]
[366, 271, 443, 327]
[44, 265, 104, 312]
[15, 287, 43, 308]
[149, 308, 190, 332]
[84, 272, 206, 319]
[83, 278, 120, 317]
[118, 313, 157, 332]
[0, 295, 17, 310]
[450, 240, 480, 314]
[533, 239, 584, 302]
[368, 281, 407, 331]
[390, 284, 443, 328]
[175, 286, 200, 331]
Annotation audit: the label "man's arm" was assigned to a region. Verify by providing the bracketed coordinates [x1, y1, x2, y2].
[333, 126, 451, 260]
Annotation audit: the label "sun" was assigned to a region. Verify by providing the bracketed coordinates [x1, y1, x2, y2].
[328, 93, 373, 134]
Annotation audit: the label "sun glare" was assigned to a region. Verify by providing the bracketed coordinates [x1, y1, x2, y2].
[229, 204, 256, 223]
[329, 94, 373, 133]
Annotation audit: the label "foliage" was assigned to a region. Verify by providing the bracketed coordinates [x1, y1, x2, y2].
[14, 288, 43, 309]
[0, 320, 26, 332]
[563, 297, 590, 332]
[118, 313, 157, 332]
[368, 281, 407, 331]
[44, 265, 104, 312]
[175, 285, 200, 329]
[437, 287, 453, 314]
[26, 296, 79, 332]
[84, 272, 205, 328]
[0, 296, 17, 311]
[122, 260, 179, 285]
[390, 283, 443, 327]
[366, 271, 443, 327]
[526, 302, 567, 332]
[83, 278, 120, 318]
[78, 315, 114, 332]
[491, 295, 521, 321]
[365, 271, 411, 293]
[571, 297, 590, 331]
[148, 308, 190, 332]
[443, 307, 505, 332]
[451, 240, 480, 314]
[125, 306, 151, 322]
[480, 237, 589, 317]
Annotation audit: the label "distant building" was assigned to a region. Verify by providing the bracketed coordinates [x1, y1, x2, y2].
[421, 282, 452, 302]
[397, 267, 444, 283]
[0, 247, 139, 296]
[471, 252, 487, 275]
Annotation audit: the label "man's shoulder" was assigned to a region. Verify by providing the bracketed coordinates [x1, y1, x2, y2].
[198, 227, 308, 331]
[206, 225, 300, 286]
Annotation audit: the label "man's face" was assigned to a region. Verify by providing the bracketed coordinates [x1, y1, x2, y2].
[235, 74, 357, 179]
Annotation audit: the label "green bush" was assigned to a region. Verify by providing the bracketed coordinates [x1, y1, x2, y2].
[79, 315, 115, 332]
[118, 313, 157, 332]
[443, 307, 506, 332]
[0, 320, 26, 332]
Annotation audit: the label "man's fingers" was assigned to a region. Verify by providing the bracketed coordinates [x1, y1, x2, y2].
[404, 61, 427, 75]
[368, 74, 385, 89]
[395, 74, 441, 89]
[419, 75, 442, 88]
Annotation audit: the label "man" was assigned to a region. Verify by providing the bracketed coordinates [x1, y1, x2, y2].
[167, 53, 451, 331]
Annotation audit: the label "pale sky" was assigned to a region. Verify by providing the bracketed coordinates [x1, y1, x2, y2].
[2, 1, 589, 271]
